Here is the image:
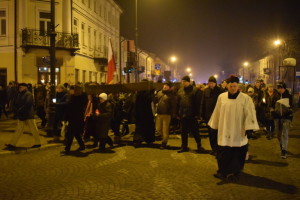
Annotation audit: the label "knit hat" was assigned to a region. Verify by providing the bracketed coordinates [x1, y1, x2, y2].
[247, 87, 254, 93]
[208, 76, 217, 83]
[99, 93, 108, 101]
[181, 76, 190, 82]
[18, 83, 28, 87]
[277, 82, 287, 89]
[164, 81, 173, 87]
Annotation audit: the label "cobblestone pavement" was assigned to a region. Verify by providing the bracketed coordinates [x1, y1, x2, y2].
[0, 111, 300, 199]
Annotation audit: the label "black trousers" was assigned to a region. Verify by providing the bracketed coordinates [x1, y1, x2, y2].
[208, 127, 218, 152]
[180, 117, 201, 148]
[36, 106, 47, 126]
[216, 144, 248, 176]
[65, 123, 85, 151]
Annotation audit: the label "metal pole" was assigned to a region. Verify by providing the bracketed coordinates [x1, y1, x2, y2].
[14, 0, 18, 83]
[135, 0, 139, 82]
[50, 0, 56, 87]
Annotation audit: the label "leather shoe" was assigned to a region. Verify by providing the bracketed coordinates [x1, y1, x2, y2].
[177, 147, 189, 153]
[5, 144, 16, 151]
[31, 144, 41, 148]
[76, 146, 85, 151]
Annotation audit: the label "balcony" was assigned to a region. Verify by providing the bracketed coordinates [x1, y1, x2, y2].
[21, 28, 80, 55]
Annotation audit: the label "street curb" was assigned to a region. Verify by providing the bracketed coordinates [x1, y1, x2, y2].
[0, 143, 63, 156]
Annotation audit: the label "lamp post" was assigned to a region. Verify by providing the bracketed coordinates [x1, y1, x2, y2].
[135, 0, 139, 83]
[168, 56, 177, 81]
[243, 62, 249, 83]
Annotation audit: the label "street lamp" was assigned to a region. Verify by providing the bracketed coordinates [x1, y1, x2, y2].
[274, 39, 282, 46]
[169, 56, 177, 81]
[186, 67, 191, 73]
[242, 62, 249, 83]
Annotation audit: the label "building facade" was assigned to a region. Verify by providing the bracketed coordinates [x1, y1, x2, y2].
[0, 0, 122, 86]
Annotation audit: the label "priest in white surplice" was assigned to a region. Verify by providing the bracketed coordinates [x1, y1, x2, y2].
[208, 75, 259, 180]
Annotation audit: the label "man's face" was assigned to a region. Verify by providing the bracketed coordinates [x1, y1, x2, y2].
[255, 82, 260, 88]
[56, 87, 63, 93]
[19, 86, 27, 92]
[277, 88, 285, 94]
[268, 87, 274, 93]
[181, 80, 190, 87]
[208, 82, 216, 89]
[227, 82, 239, 94]
[221, 81, 227, 88]
[163, 84, 170, 91]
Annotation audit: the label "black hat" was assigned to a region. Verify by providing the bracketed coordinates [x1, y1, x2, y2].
[164, 81, 173, 87]
[226, 75, 239, 84]
[181, 76, 190, 82]
[18, 83, 28, 87]
[208, 76, 217, 83]
[277, 82, 286, 89]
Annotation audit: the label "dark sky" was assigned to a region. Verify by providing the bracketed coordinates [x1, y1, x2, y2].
[114, 0, 300, 83]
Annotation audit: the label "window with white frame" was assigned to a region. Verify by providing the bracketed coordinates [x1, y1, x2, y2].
[73, 18, 78, 33]
[39, 12, 51, 36]
[81, 23, 85, 46]
[88, 26, 91, 48]
[0, 10, 6, 36]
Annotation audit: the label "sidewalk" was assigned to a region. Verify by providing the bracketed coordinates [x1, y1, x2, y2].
[0, 116, 63, 155]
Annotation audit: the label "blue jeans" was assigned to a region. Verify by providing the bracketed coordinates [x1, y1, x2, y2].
[276, 119, 291, 151]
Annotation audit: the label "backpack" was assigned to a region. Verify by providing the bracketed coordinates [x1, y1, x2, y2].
[273, 98, 293, 118]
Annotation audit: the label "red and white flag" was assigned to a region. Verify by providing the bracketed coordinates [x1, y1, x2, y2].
[107, 39, 116, 84]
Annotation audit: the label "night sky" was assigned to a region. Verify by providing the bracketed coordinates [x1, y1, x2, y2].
[114, 0, 300, 83]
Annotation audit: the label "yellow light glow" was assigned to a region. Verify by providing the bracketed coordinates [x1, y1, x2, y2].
[274, 40, 282, 46]
[170, 56, 177, 62]
[243, 62, 249, 67]
[186, 67, 191, 72]
[214, 74, 218, 79]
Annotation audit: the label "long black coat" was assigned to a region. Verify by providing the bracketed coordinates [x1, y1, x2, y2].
[134, 90, 155, 143]
[177, 85, 202, 119]
[201, 86, 223, 122]
[66, 94, 88, 135]
[14, 89, 35, 121]
[95, 100, 113, 138]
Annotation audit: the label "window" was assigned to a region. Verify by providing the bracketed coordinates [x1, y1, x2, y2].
[75, 69, 79, 84]
[39, 12, 51, 35]
[94, 72, 98, 83]
[88, 0, 91, 8]
[94, 1, 97, 13]
[73, 18, 78, 33]
[81, 23, 85, 46]
[88, 26, 91, 48]
[89, 71, 92, 82]
[94, 30, 97, 48]
[82, 70, 86, 83]
[0, 10, 6, 36]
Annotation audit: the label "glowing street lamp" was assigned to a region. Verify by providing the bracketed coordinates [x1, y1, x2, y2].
[170, 56, 177, 63]
[214, 74, 218, 79]
[243, 62, 249, 67]
[274, 39, 282, 46]
[186, 67, 191, 73]
[189, 73, 193, 77]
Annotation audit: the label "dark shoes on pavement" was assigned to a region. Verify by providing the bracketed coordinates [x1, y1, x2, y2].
[177, 147, 189, 153]
[31, 144, 41, 148]
[76, 146, 85, 152]
[281, 150, 287, 159]
[5, 144, 16, 151]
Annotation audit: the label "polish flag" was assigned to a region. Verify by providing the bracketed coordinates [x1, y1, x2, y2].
[107, 39, 116, 84]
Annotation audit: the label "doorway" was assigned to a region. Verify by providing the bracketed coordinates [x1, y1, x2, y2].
[0, 68, 7, 86]
[38, 67, 60, 84]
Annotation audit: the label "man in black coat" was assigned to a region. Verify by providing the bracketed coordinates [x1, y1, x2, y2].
[62, 85, 87, 154]
[177, 76, 204, 153]
[5, 83, 41, 150]
[201, 76, 224, 155]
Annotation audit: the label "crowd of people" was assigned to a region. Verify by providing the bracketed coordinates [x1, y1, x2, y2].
[0, 75, 297, 181]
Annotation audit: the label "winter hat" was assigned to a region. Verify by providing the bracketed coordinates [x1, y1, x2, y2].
[164, 81, 173, 87]
[277, 82, 287, 89]
[18, 83, 28, 87]
[181, 76, 190, 82]
[247, 87, 254, 93]
[208, 76, 217, 83]
[99, 93, 108, 101]
[226, 75, 239, 84]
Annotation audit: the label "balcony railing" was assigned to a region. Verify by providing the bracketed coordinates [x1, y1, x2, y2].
[21, 28, 79, 54]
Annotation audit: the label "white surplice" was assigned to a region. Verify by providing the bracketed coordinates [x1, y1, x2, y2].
[208, 92, 259, 147]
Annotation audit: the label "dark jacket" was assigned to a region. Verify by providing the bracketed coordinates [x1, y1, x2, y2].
[201, 86, 223, 122]
[177, 85, 202, 119]
[14, 89, 35, 120]
[95, 100, 113, 138]
[275, 89, 293, 120]
[34, 85, 47, 107]
[155, 89, 177, 117]
[54, 91, 69, 120]
[261, 90, 280, 120]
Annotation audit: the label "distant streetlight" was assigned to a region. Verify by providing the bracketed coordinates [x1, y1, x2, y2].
[189, 73, 193, 77]
[214, 74, 218, 79]
[186, 67, 191, 73]
[170, 56, 177, 62]
[274, 39, 282, 46]
[242, 61, 249, 83]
